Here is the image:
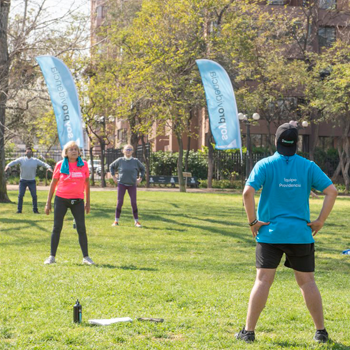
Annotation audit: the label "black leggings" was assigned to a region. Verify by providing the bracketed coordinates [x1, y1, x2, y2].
[50, 196, 88, 257]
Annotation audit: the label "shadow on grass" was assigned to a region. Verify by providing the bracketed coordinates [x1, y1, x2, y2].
[327, 342, 350, 350]
[72, 263, 158, 271]
[143, 227, 188, 233]
[273, 340, 350, 349]
[142, 211, 252, 243]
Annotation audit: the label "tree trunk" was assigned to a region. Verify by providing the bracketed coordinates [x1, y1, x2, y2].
[337, 118, 350, 193]
[85, 126, 95, 186]
[266, 121, 274, 155]
[344, 159, 350, 193]
[176, 133, 186, 192]
[331, 158, 341, 183]
[141, 135, 150, 188]
[100, 139, 106, 188]
[0, 0, 11, 203]
[89, 146, 95, 186]
[309, 121, 319, 161]
[185, 135, 191, 172]
[207, 130, 214, 188]
[128, 116, 139, 156]
[184, 112, 192, 172]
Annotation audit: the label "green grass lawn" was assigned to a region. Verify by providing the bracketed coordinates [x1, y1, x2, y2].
[0, 190, 349, 349]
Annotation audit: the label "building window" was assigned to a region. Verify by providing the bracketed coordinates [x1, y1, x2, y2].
[267, 0, 286, 5]
[96, 6, 106, 19]
[117, 129, 127, 143]
[318, 27, 336, 48]
[319, 0, 336, 9]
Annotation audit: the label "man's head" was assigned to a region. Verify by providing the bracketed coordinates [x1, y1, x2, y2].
[123, 144, 134, 157]
[275, 122, 298, 156]
[25, 147, 33, 158]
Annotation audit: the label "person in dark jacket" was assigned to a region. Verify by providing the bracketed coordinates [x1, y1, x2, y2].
[109, 144, 145, 228]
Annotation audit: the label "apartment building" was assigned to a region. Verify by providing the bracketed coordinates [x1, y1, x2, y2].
[90, 0, 350, 153]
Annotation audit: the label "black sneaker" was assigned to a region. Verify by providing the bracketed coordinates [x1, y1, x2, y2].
[33, 210, 40, 214]
[16, 210, 22, 214]
[235, 327, 255, 343]
[314, 329, 328, 343]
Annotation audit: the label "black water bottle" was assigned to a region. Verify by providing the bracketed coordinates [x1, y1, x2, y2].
[73, 299, 82, 323]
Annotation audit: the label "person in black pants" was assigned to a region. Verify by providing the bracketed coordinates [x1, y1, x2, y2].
[44, 141, 94, 265]
[4, 147, 52, 213]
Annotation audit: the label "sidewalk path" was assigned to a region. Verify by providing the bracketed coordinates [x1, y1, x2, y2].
[6, 184, 240, 194]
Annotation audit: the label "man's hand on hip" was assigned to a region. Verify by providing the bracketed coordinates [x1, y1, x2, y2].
[250, 221, 270, 238]
[307, 219, 324, 236]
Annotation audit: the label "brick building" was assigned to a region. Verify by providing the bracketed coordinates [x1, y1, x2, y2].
[90, 0, 350, 153]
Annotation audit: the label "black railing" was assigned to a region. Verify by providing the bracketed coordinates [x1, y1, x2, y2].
[4, 147, 339, 180]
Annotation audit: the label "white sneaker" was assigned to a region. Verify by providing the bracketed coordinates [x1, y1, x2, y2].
[44, 256, 56, 265]
[111, 221, 119, 227]
[83, 256, 95, 265]
[135, 221, 142, 228]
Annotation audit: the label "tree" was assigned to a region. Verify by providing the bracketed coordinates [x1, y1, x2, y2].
[0, 0, 89, 202]
[0, 0, 11, 202]
[306, 44, 350, 191]
[77, 59, 118, 188]
[108, 0, 241, 191]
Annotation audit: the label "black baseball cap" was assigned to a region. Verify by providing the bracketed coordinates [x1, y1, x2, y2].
[276, 122, 298, 156]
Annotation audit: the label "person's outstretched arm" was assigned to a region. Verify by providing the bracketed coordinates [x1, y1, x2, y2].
[4, 158, 21, 171]
[307, 184, 337, 235]
[36, 159, 53, 173]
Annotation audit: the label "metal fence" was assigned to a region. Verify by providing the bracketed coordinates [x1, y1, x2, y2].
[213, 152, 339, 179]
[5, 143, 151, 166]
[5, 146, 339, 180]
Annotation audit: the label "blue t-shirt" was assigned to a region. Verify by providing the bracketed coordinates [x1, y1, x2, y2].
[246, 152, 332, 244]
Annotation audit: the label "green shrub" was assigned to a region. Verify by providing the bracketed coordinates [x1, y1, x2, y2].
[150, 151, 208, 178]
[150, 151, 178, 176]
[7, 176, 20, 185]
[184, 151, 208, 179]
[199, 179, 243, 189]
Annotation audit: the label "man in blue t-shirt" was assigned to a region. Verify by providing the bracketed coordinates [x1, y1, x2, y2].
[236, 122, 337, 344]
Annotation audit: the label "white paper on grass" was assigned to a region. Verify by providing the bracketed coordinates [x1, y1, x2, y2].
[88, 317, 133, 325]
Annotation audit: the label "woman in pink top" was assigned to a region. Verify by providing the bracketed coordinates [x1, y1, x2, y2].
[43, 141, 94, 265]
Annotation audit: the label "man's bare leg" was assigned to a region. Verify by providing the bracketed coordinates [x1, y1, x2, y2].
[294, 270, 324, 330]
[245, 268, 276, 331]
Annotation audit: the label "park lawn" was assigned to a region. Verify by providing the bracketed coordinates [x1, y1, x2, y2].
[0, 190, 349, 350]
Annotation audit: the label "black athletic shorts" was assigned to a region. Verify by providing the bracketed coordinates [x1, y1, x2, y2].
[256, 243, 315, 272]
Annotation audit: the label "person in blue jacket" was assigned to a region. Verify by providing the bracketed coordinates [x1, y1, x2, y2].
[236, 121, 337, 344]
